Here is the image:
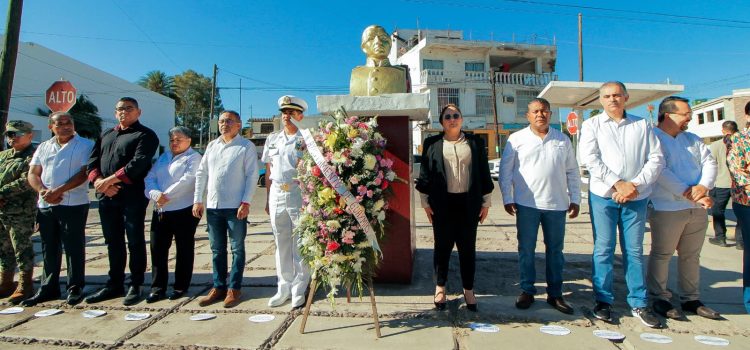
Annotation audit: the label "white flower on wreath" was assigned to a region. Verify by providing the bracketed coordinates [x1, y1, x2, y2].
[326, 220, 341, 230]
[331, 151, 346, 164]
[377, 211, 386, 221]
[373, 199, 385, 212]
[364, 154, 377, 170]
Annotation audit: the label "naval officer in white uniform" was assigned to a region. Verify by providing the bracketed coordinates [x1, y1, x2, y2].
[264, 95, 310, 309]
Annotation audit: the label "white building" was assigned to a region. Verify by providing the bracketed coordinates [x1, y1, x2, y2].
[688, 88, 750, 141]
[391, 29, 558, 158]
[4, 40, 175, 150]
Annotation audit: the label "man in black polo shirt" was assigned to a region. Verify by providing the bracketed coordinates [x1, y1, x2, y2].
[85, 97, 159, 306]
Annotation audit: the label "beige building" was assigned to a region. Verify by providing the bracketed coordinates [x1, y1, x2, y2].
[390, 29, 558, 158]
[688, 88, 750, 141]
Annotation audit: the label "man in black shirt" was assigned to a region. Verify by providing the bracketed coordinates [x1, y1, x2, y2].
[85, 97, 159, 306]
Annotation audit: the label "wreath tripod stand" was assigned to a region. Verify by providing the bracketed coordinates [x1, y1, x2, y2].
[298, 271, 381, 338]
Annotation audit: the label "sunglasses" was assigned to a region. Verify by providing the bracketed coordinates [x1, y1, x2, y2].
[5, 131, 26, 138]
[443, 113, 462, 120]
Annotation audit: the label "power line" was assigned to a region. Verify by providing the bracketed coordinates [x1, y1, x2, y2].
[497, 0, 750, 25]
[110, 0, 183, 71]
[402, 0, 750, 29]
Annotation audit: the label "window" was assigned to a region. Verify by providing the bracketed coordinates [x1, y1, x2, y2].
[475, 89, 494, 115]
[515, 90, 539, 118]
[423, 59, 444, 70]
[465, 62, 485, 72]
[706, 110, 715, 123]
[697, 113, 705, 124]
[437, 88, 460, 111]
[260, 123, 274, 134]
[717, 107, 724, 121]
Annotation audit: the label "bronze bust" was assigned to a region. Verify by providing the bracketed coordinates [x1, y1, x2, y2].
[350, 25, 407, 96]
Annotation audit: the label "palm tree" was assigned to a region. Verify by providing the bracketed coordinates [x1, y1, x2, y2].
[138, 70, 175, 99]
[37, 94, 103, 139]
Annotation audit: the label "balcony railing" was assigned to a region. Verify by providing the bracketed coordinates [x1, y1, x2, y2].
[420, 70, 557, 87]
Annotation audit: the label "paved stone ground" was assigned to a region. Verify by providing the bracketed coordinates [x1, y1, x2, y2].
[0, 187, 748, 349]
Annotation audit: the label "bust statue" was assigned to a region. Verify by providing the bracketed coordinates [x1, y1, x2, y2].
[350, 25, 407, 96]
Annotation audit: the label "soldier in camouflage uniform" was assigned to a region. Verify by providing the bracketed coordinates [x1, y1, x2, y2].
[0, 121, 38, 304]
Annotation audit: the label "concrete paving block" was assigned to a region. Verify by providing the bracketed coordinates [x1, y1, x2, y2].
[620, 329, 750, 350]
[464, 322, 609, 350]
[127, 311, 284, 348]
[276, 316, 454, 350]
[247, 254, 276, 270]
[243, 268, 278, 286]
[1, 309, 146, 344]
[0, 342, 75, 350]
[0, 306, 37, 329]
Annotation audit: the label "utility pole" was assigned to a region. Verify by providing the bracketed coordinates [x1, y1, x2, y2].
[490, 67, 501, 159]
[238, 78, 242, 118]
[0, 0, 24, 149]
[208, 64, 217, 139]
[578, 13, 583, 82]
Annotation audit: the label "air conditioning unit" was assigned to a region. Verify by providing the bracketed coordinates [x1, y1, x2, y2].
[502, 95, 515, 103]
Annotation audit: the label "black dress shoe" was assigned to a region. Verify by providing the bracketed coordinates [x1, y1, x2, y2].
[146, 290, 166, 304]
[20, 290, 60, 307]
[546, 296, 574, 315]
[168, 290, 185, 300]
[66, 287, 84, 305]
[515, 292, 534, 309]
[593, 301, 613, 323]
[708, 237, 728, 247]
[122, 286, 142, 306]
[84, 286, 125, 304]
[682, 300, 722, 320]
[652, 299, 683, 319]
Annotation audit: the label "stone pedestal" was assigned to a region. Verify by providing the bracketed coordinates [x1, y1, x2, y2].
[317, 93, 429, 283]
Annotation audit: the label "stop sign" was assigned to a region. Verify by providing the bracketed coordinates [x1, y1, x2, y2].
[45, 80, 77, 113]
[566, 111, 578, 135]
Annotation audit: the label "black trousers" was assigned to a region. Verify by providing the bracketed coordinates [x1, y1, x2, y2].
[149, 206, 200, 292]
[431, 193, 479, 290]
[98, 196, 148, 287]
[710, 187, 743, 243]
[37, 204, 89, 294]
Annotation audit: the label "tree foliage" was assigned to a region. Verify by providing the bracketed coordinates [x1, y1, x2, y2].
[37, 94, 102, 139]
[138, 70, 175, 99]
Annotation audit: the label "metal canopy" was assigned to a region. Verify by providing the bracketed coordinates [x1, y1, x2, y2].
[538, 81, 684, 110]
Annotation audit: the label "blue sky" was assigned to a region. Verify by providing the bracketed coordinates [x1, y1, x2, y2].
[2, 0, 749, 121]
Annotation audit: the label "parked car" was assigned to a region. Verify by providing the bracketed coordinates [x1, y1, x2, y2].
[488, 158, 501, 180]
[258, 166, 266, 187]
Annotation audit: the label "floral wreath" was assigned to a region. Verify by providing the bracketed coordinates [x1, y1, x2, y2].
[295, 108, 396, 303]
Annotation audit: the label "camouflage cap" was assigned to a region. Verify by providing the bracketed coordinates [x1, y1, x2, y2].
[5, 120, 33, 134]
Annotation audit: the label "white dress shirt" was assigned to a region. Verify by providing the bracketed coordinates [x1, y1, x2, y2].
[500, 126, 580, 211]
[579, 112, 664, 200]
[650, 128, 717, 211]
[144, 148, 202, 212]
[261, 130, 302, 183]
[194, 134, 259, 209]
[29, 134, 94, 208]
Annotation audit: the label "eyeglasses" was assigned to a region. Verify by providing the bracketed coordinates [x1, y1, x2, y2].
[443, 113, 462, 120]
[115, 106, 136, 112]
[5, 131, 26, 138]
[670, 111, 692, 118]
[218, 119, 238, 125]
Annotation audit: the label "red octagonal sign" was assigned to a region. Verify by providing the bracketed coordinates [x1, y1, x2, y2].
[46, 80, 77, 113]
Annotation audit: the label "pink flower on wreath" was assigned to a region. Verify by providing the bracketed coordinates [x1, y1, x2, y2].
[366, 190, 374, 198]
[326, 240, 341, 252]
[357, 185, 368, 196]
[379, 157, 393, 168]
[350, 176, 360, 185]
[358, 122, 368, 130]
[356, 195, 363, 203]
[342, 231, 355, 244]
[311, 165, 322, 178]
[373, 178, 382, 186]
[346, 116, 358, 124]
